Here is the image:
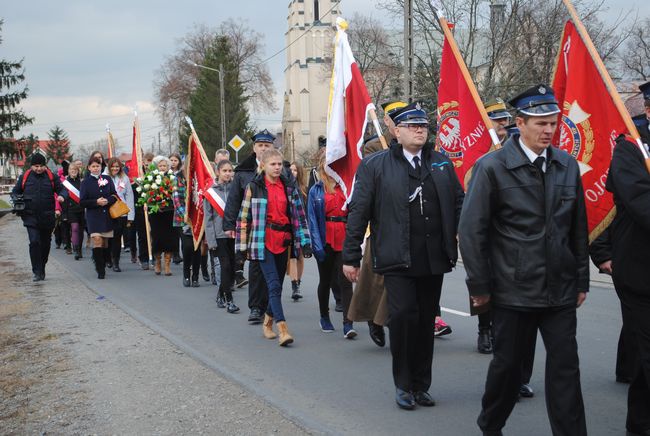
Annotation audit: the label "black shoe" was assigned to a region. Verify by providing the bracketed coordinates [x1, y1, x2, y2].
[105, 258, 113, 269]
[626, 425, 650, 435]
[216, 296, 226, 308]
[32, 273, 42, 282]
[183, 278, 190, 287]
[98, 271, 105, 279]
[477, 330, 493, 354]
[368, 321, 386, 347]
[616, 375, 632, 384]
[112, 263, 121, 272]
[235, 270, 248, 288]
[395, 388, 416, 410]
[172, 253, 182, 264]
[202, 272, 210, 282]
[55, 244, 61, 249]
[334, 302, 344, 312]
[226, 302, 240, 313]
[291, 280, 302, 301]
[248, 308, 262, 324]
[191, 281, 199, 288]
[519, 384, 534, 398]
[414, 391, 436, 407]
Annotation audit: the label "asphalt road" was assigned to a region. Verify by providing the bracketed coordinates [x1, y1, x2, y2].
[52, 246, 628, 436]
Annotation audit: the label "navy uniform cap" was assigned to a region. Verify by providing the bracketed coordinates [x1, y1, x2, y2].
[504, 123, 520, 137]
[389, 102, 429, 125]
[484, 98, 511, 120]
[639, 82, 650, 101]
[251, 129, 276, 144]
[632, 113, 647, 128]
[508, 84, 560, 117]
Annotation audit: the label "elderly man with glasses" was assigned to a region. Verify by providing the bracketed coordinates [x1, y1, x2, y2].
[343, 102, 464, 410]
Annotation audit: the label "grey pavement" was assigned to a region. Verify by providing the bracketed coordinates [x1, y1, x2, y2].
[51, 245, 628, 436]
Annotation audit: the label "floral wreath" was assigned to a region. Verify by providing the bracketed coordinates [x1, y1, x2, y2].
[135, 164, 176, 214]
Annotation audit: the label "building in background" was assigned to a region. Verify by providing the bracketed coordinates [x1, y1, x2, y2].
[282, 0, 340, 164]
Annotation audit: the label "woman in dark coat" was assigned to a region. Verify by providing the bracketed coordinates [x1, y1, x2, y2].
[63, 163, 85, 260]
[148, 155, 177, 276]
[80, 156, 117, 279]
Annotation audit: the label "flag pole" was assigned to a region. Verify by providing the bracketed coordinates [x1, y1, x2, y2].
[368, 108, 389, 149]
[561, 0, 650, 172]
[136, 111, 154, 264]
[433, 8, 501, 149]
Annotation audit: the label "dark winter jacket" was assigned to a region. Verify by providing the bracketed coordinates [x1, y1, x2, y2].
[606, 137, 650, 291]
[80, 175, 117, 233]
[11, 168, 65, 229]
[342, 141, 464, 273]
[62, 175, 84, 223]
[458, 135, 590, 308]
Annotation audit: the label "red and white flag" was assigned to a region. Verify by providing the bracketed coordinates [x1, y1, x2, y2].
[62, 179, 80, 203]
[125, 115, 143, 184]
[325, 17, 374, 202]
[552, 19, 639, 241]
[435, 18, 500, 189]
[106, 124, 115, 159]
[185, 118, 216, 249]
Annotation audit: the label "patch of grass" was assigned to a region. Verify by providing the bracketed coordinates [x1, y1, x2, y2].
[0, 199, 10, 209]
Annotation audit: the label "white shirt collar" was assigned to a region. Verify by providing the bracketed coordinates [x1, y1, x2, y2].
[402, 148, 422, 169]
[518, 138, 547, 163]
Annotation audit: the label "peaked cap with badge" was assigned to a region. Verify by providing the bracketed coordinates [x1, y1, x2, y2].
[508, 84, 560, 117]
[251, 129, 276, 144]
[389, 102, 429, 125]
[484, 98, 511, 120]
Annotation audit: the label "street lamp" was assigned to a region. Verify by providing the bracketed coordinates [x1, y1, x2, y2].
[186, 60, 227, 150]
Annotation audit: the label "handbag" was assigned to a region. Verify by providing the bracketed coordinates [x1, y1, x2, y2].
[109, 195, 130, 219]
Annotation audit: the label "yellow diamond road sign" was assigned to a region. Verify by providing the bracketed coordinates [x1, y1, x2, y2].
[228, 135, 245, 151]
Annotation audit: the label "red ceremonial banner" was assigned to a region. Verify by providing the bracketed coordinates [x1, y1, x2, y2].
[436, 30, 495, 189]
[552, 20, 623, 241]
[185, 129, 216, 250]
[125, 121, 142, 183]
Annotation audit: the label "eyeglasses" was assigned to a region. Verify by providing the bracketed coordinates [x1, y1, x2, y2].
[400, 123, 429, 131]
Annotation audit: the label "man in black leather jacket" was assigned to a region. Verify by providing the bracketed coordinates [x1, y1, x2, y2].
[343, 102, 464, 410]
[11, 153, 65, 281]
[459, 85, 588, 436]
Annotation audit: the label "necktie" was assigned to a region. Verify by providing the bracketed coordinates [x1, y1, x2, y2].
[533, 156, 545, 173]
[413, 156, 421, 173]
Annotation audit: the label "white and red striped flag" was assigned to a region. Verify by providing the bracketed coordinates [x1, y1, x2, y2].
[62, 179, 80, 203]
[185, 117, 216, 250]
[204, 186, 226, 217]
[325, 17, 375, 202]
[106, 124, 115, 159]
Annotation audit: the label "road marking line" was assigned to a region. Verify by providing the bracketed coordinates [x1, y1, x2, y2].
[441, 307, 471, 317]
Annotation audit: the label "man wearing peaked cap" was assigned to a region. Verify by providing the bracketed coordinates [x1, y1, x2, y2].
[251, 129, 276, 144]
[484, 98, 511, 143]
[459, 84, 589, 435]
[343, 101, 464, 410]
[636, 81, 650, 147]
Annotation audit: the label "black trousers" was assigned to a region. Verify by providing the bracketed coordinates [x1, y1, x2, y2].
[133, 206, 149, 262]
[616, 298, 638, 382]
[478, 304, 586, 436]
[60, 221, 71, 249]
[316, 246, 352, 322]
[26, 225, 54, 275]
[215, 238, 235, 294]
[111, 217, 127, 263]
[181, 233, 201, 281]
[248, 258, 268, 310]
[614, 281, 650, 432]
[384, 274, 443, 392]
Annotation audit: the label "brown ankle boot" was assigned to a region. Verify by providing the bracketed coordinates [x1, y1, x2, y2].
[163, 252, 172, 276]
[154, 254, 162, 275]
[276, 321, 294, 346]
[262, 314, 277, 339]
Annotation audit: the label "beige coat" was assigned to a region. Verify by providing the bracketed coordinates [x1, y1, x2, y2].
[348, 239, 388, 326]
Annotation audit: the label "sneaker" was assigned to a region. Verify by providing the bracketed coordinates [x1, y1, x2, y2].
[235, 270, 248, 288]
[291, 280, 303, 301]
[183, 278, 190, 287]
[319, 317, 335, 333]
[343, 322, 357, 339]
[216, 296, 226, 308]
[248, 308, 263, 324]
[434, 317, 452, 337]
[226, 302, 240, 314]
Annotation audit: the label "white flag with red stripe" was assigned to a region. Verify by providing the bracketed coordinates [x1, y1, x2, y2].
[62, 179, 80, 203]
[204, 186, 226, 218]
[325, 17, 374, 202]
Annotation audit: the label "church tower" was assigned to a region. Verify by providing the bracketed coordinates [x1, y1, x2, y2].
[282, 0, 341, 163]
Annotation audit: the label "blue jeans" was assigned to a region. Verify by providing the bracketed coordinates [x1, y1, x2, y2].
[258, 248, 289, 322]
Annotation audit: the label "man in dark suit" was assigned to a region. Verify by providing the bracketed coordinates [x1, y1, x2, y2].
[459, 85, 589, 436]
[606, 134, 650, 435]
[343, 102, 464, 410]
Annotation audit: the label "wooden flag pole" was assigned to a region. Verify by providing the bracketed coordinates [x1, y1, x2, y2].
[562, 0, 650, 172]
[434, 10, 501, 149]
[135, 113, 154, 263]
[368, 108, 389, 149]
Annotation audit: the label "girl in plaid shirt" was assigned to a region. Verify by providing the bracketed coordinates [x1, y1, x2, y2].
[236, 149, 312, 346]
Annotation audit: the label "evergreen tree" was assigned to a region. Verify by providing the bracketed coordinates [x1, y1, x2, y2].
[46, 125, 70, 163]
[0, 19, 33, 154]
[19, 133, 39, 162]
[184, 36, 253, 159]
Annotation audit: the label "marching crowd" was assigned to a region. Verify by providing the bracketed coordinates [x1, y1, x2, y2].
[10, 81, 650, 436]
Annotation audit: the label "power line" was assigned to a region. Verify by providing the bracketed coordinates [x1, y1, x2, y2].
[25, 110, 157, 128]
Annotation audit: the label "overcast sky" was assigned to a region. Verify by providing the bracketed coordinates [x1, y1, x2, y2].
[2, 0, 648, 153]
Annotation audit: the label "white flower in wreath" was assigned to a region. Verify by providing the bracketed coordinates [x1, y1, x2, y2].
[147, 175, 153, 181]
[144, 184, 150, 190]
[151, 183, 158, 190]
[169, 175, 176, 181]
[155, 177, 162, 184]
[136, 177, 143, 183]
[167, 170, 173, 175]
[136, 187, 142, 193]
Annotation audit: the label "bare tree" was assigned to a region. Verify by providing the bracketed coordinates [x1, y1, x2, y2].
[621, 17, 650, 80]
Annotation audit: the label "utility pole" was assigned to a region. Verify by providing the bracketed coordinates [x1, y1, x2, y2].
[404, 0, 414, 103]
[219, 63, 227, 149]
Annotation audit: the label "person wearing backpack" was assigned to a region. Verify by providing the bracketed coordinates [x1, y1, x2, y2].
[11, 153, 66, 282]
